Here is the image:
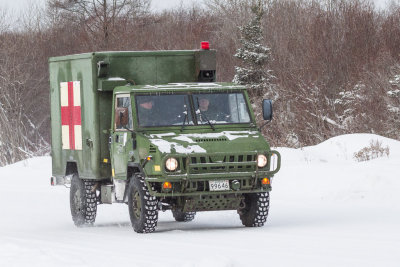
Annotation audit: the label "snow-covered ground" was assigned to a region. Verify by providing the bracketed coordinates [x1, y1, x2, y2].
[0, 133, 399, 267]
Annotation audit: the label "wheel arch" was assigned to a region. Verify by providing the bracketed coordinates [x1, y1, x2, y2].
[127, 163, 142, 180]
[66, 161, 78, 176]
[123, 163, 143, 201]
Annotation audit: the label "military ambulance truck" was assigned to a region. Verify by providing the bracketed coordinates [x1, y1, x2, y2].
[49, 43, 281, 233]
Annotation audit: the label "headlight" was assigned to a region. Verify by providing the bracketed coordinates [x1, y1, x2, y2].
[257, 154, 267, 168]
[165, 157, 178, 171]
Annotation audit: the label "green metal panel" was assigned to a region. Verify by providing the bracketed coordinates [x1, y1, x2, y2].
[104, 55, 158, 84]
[98, 79, 128, 91]
[50, 56, 104, 180]
[93, 52, 200, 85]
[155, 55, 196, 83]
[49, 61, 63, 177]
[98, 91, 113, 177]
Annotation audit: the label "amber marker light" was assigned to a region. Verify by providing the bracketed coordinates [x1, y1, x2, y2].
[261, 178, 270, 185]
[163, 181, 172, 190]
[142, 156, 153, 168]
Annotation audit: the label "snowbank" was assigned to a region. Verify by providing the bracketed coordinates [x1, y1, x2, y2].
[275, 134, 400, 203]
[0, 134, 399, 267]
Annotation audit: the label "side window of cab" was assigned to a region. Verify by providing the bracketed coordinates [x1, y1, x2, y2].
[114, 94, 133, 131]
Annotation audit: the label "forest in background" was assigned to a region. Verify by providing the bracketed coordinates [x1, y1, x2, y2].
[0, 0, 399, 165]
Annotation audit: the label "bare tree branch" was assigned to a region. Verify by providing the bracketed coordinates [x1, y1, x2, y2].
[47, 0, 151, 49]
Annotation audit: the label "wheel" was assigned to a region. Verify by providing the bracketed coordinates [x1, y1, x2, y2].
[127, 174, 158, 233]
[70, 174, 97, 226]
[172, 210, 196, 222]
[237, 192, 269, 227]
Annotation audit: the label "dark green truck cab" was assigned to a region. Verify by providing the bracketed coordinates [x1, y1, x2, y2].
[49, 45, 280, 233]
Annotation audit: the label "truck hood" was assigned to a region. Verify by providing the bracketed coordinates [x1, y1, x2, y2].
[146, 131, 269, 155]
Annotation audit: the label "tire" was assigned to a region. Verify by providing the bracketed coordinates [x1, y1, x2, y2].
[127, 174, 158, 233]
[172, 210, 196, 222]
[237, 192, 269, 227]
[70, 174, 97, 226]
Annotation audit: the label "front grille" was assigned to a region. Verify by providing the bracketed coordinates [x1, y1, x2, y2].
[188, 153, 257, 174]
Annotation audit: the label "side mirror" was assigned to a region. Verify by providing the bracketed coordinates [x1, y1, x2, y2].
[115, 107, 129, 128]
[262, 99, 273, 121]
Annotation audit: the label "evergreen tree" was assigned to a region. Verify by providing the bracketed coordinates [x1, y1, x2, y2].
[386, 69, 400, 138]
[233, 0, 274, 98]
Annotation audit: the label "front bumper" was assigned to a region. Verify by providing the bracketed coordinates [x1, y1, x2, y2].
[145, 150, 281, 197]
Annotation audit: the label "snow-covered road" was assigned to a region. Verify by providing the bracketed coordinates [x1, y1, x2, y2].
[1, 134, 399, 266]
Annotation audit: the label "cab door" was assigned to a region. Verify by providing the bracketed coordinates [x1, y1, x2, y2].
[111, 94, 133, 179]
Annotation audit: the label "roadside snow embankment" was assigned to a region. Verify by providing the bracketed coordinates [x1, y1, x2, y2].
[275, 133, 400, 203]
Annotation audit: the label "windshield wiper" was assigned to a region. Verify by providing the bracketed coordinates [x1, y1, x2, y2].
[180, 102, 189, 132]
[196, 97, 215, 131]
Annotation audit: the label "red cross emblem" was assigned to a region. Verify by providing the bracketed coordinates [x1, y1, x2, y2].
[60, 81, 82, 150]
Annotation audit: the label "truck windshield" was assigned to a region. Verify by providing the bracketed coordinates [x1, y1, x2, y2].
[136, 92, 251, 127]
[136, 94, 193, 127]
[193, 93, 250, 124]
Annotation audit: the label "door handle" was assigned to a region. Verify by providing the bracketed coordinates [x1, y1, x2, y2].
[86, 138, 93, 148]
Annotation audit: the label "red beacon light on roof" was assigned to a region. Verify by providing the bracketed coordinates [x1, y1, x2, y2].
[201, 41, 210, 50]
